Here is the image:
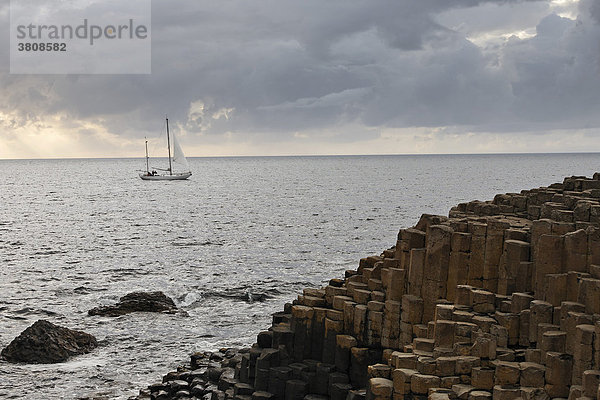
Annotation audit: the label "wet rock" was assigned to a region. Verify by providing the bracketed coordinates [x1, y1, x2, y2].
[173, 389, 190, 398]
[163, 371, 185, 383]
[149, 383, 168, 393]
[211, 389, 226, 400]
[154, 390, 169, 400]
[190, 383, 206, 397]
[0, 319, 97, 363]
[191, 352, 211, 370]
[88, 291, 177, 316]
[189, 369, 207, 382]
[170, 380, 190, 392]
[207, 367, 225, 382]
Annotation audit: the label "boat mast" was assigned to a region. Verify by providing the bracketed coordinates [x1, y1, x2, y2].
[166, 117, 173, 176]
[145, 137, 150, 174]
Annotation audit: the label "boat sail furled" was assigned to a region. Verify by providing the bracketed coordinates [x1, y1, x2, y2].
[140, 118, 192, 181]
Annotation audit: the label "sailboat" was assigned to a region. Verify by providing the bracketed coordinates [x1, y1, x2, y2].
[140, 117, 192, 181]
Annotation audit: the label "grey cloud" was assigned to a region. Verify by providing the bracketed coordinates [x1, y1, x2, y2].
[501, 12, 600, 129]
[0, 0, 599, 147]
[583, 0, 600, 23]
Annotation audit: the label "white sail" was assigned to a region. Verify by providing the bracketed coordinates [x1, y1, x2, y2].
[171, 130, 190, 172]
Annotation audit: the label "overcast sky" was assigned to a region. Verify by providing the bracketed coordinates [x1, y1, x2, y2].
[0, 0, 599, 158]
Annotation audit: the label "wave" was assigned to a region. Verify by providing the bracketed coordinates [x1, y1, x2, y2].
[177, 288, 275, 305]
[171, 240, 223, 247]
[175, 279, 318, 308]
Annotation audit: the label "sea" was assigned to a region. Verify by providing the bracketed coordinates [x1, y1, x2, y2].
[0, 153, 599, 399]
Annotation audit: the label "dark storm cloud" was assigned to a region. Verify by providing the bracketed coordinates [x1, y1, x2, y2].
[584, 0, 600, 23]
[1, 0, 599, 145]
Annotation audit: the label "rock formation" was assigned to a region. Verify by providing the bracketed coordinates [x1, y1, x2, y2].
[88, 291, 177, 317]
[134, 174, 600, 400]
[1, 320, 97, 363]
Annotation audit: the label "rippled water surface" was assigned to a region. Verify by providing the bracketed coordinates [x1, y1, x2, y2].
[1, 154, 599, 399]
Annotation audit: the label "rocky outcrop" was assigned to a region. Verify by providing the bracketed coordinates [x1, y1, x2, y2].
[88, 291, 177, 317]
[133, 174, 600, 400]
[1, 320, 97, 363]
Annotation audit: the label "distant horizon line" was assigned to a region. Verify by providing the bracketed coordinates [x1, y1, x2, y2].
[1, 151, 600, 161]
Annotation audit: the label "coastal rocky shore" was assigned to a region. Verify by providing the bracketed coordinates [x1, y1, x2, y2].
[88, 291, 179, 317]
[133, 174, 600, 400]
[1, 320, 97, 364]
[1, 292, 178, 365]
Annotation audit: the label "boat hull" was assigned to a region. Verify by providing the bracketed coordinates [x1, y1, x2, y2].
[140, 172, 192, 181]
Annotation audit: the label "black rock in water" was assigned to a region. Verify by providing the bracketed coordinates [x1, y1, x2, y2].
[88, 291, 177, 317]
[1, 320, 97, 363]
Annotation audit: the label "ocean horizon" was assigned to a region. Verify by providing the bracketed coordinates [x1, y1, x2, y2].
[2, 151, 600, 161]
